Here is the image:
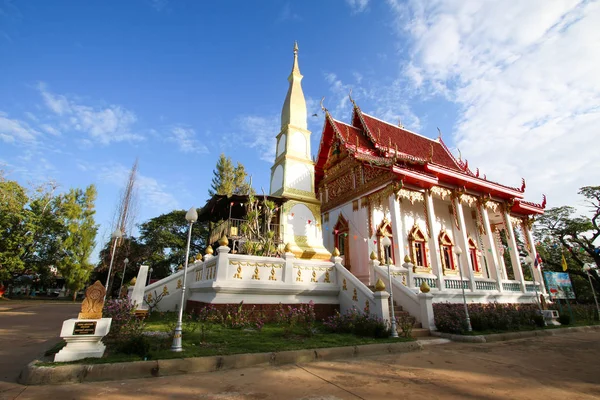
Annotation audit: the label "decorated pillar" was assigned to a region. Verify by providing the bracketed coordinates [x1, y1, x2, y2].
[424, 191, 444, 291]
[388, 192, 405, 268]
[503, 208, 526, 292]
[454, 195, 476, 292]
[522, 220, 547, 295]
[480, 203, 503, 292]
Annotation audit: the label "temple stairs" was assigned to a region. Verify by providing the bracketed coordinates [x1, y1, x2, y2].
[367, 285, 430, 338]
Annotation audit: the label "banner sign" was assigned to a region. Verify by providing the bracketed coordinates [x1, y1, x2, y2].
[543, 271, 575, 300]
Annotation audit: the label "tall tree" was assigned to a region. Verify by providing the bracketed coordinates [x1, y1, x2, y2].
[535, 186, 600, 301]
[138, 209, 207, 279]
[57, 185, 98, 300]
[0, 177, 31, 282]
[209, 153, 253, 196]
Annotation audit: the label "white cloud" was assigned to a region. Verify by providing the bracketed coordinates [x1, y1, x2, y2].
[98, 162, 178, 211]
[0, 112, 40, 144]
[389, 0, 600, 209]
[346, 0, 370, 14]
[277, 2, 301, 22]
[235, 115, 279, 163]
[38, 83, 143, 145]
[167, 126, 208, 154]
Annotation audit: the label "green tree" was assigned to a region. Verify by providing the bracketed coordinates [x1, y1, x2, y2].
[208, 153, 253, 197]
[0, 177, 31, 282]
[94, 236, 147, 298]
[137, 209, 207, 279]
[535, 186, 600, 301]
[56, 185, 98, 300]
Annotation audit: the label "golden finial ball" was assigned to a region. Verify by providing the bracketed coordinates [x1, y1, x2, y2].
[205, 245, 214, 255]
[332, 247, 341, 257]
[284, 243, 292, 253]
[404, 255, 412, 263]
[374, 278, 386, 292]
[177, 264, 183, 271]
[195, 253, 203, 261]
[129, 277, 137, 285]
[420, 281, 431, 293]
[370, 251, 378, 260]
[218, 235, 228, 246]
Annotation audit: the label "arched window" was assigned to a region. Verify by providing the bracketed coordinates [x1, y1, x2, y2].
[408, 224, 428, 270]
[468, 236, 480, 273]
[333, 214, 350, 271]
[438, 230, 455, 272]
[376, 219, 394, 265]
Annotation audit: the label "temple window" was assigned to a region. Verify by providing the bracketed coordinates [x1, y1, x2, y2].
[376, 219, 394, 265]
[438, 231, 455, 271]
[408, 224, 428, 269]
[468, 236, 480, 273]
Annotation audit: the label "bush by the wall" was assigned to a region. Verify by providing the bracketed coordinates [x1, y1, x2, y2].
[324, 307, 390, 338]
[433, 302, 541, 334]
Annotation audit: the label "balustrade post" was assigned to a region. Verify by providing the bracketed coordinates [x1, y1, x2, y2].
[418, 292, 436, 331]
[373, 290, 391, 325]
[283, 249, 295, 283]
[215, 244, 230, 282]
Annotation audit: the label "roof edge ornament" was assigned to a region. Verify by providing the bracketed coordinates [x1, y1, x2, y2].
[521, 178, 526, 192]
[542, 194, 547, 208]
[348, 88, 354, 104]
[437, 127, 442, 139]
[320, 96, 327, 112]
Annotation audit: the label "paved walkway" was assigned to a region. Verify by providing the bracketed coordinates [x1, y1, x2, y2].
[1, 328, 598, 400]
[0, 300, 79, 396]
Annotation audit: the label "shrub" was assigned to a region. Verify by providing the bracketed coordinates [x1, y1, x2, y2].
[558, 313, 571, 325]
[548, 303, 599, 324]
[397, 314, 415, 338]
[275, 301, 316, 337]
[118, 335, 151, 358]
[103, 299, 146, 342]
[219, 301, 262, 329]
[324, 307, 390, 338]
[433, 302, 541, 334]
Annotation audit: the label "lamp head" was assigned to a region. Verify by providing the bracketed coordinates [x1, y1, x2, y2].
[186, 207, 198, 223]
[124, 257, 129, 264]
[381, 236, 392, 248]
[112, 229, 123, 239]
[524, 255, 533, 265]
[453, 246, 463, 256]
[583, 263, 593, 272]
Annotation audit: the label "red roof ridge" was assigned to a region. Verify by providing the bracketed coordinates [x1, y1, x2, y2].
[437, 135, 463, 170]
[361, 112, 439, 144]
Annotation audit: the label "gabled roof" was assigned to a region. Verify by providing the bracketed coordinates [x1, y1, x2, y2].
[351, 106, 462, 172]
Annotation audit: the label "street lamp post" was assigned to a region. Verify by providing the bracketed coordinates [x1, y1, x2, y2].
[171, 207, 198, 352]
[381, 236, 398, 338]
[583, 263, 600, 320]
[453, 246, 472, 332]
[524, 254, 546, 326]
[103, 229, 123, 303]
[118, 257, 129, 298]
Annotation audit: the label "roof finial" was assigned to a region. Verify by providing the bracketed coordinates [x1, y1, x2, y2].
[398, 118, 404, 128]
[457, 148, 462, 161]
[348, 88, 354, 104]
[294, 41, 298, 54]
[320, 96, 326, 112]
[437, 127, 442, 139]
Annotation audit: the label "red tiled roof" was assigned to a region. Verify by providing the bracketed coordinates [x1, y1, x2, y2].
[355, 113, 462, 172]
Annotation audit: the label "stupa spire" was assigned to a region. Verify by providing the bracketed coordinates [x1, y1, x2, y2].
[281, 41, 307, 130]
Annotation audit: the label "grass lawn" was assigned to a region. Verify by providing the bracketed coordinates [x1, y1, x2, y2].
[459, 320, 600, 336]
[41, 313, 412, 366]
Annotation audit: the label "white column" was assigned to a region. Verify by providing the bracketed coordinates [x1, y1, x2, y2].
[388, 194, 405, 268]
[282, 251, 295, 283]
[425, 191, 444, 291]
[454, 196, 476, 292]
[504, 211, 526, 292]
[523, 224, 547, 295]
[215, 245, 231, 282]
[481, 205, 503, 292]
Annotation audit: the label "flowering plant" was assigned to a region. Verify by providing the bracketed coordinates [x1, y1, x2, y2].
[103, 299, 146, 346]
[324, 306, 390, 338]
[275, 301, 316, 336]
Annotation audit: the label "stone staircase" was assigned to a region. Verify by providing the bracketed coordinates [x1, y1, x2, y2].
[368, 285, 430, 338]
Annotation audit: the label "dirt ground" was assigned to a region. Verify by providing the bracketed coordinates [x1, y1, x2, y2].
[1, 302, 599, 400]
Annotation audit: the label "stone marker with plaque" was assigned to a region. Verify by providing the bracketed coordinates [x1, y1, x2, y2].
[54, 281, 113, 362]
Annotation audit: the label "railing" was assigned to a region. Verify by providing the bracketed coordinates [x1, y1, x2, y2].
[414, 276, 437, 289]
[475, 280, 498, 291]
[444, 279, 469, 290]
[525, 283, 541, 292]
[209, 218, 281, 246]
[502, 281, 522, 292]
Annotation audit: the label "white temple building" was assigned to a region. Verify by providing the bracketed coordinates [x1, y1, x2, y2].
[142, 43, 547, 332]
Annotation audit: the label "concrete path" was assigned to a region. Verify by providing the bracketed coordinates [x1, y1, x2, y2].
[3, 330, 599, 400]
[0, 301, 79, 397]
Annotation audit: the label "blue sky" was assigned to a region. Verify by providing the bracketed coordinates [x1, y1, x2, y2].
[2, 0, 599, 261]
